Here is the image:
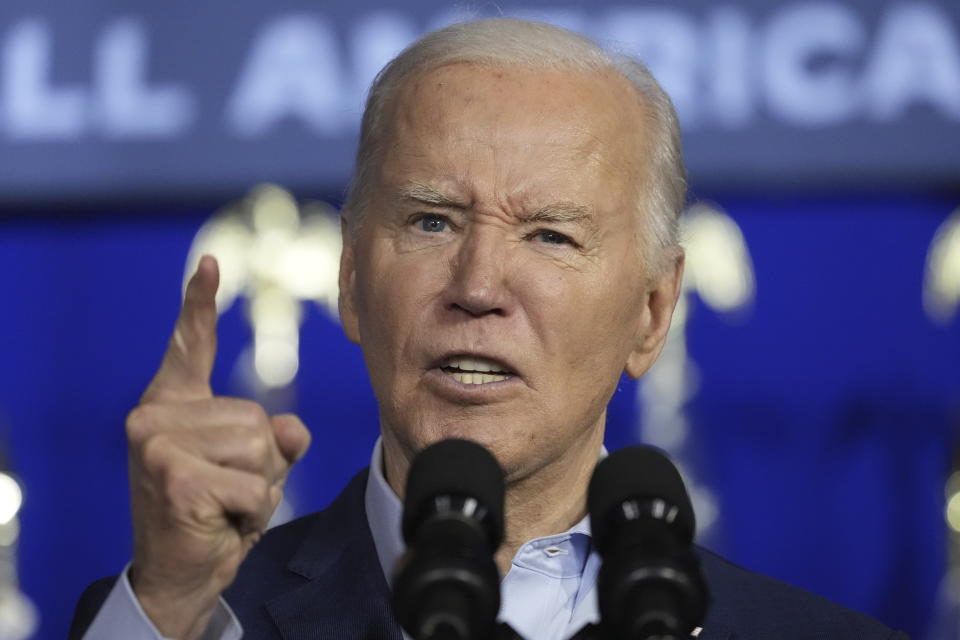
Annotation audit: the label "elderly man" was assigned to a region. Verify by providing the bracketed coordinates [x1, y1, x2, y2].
[72, 18, 905, 640]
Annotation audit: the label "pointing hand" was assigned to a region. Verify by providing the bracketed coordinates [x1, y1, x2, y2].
[126, 256, 311, 639]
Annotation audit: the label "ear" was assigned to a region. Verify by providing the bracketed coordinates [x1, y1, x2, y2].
[624, 249, 685, 379]
[338, 212, 361, 345]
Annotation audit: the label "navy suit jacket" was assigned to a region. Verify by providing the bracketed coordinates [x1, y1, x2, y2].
[71, 469, 908, 639]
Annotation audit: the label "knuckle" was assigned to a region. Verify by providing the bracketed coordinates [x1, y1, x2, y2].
[250, 477, 272, 506]
[139, 433, 172, 471]
[245, 434, 270, 461]
[186, 306, 210, 335]
[125, 405, 155, 441]
[236, 399, 269, 427]
[213, 398, 270, 429]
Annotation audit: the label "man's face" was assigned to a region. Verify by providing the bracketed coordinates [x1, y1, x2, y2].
[340, 64, 680, 484]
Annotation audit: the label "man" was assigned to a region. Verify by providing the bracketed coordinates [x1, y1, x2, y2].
[72, 18, 907, 640]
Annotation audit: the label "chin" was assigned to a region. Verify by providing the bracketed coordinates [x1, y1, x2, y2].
[415, 421, 505, 458]
[389, 406, 546, 467]
[421, 423, 499, 451]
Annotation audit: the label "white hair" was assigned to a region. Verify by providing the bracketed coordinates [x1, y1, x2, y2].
[344, 18, 685, 269]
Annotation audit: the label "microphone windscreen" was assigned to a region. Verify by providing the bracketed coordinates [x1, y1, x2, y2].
[402, 438, 505, 546]
[588, 446, 695, 548]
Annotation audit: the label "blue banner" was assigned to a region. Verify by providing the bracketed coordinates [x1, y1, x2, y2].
[1, 1, 959, 205]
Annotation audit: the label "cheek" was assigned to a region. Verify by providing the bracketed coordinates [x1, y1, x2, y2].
[540, 270, 642, 377]
[356, 248, 444, 362]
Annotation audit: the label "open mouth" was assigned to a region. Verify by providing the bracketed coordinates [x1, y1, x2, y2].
[439, 355, 516, 385]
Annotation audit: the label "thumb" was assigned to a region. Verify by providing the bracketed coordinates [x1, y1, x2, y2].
[271, 414, 312, 466]
[142, 255, 220, 403]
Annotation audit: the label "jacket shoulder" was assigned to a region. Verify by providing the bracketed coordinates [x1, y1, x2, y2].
[699, 547, 909, 639]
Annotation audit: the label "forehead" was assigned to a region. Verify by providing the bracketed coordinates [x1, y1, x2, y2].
[376, 63, 649, 214]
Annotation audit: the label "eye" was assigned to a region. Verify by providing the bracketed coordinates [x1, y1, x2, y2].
[416, 214, 449, 233]
[531, 229, 573, 245]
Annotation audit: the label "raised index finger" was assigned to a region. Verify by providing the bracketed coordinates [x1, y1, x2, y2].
[142, 255, 220, 403]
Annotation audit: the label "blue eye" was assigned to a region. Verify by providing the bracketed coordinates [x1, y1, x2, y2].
[418, 215, 448, 233]
[535, 230, 572, 245]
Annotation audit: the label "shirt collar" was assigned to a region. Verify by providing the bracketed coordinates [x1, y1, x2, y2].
[364, 437, 601, 585]
[364, 437, 407, 586]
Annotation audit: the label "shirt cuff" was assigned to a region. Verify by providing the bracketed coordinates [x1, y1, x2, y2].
[82, 563, 242, 640]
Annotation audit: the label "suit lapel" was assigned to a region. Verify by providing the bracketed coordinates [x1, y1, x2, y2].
[265, 471, 404, 640]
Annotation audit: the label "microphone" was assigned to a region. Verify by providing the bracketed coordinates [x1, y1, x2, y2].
[588, 446, 709, 640]
[392, 439, 505, 640]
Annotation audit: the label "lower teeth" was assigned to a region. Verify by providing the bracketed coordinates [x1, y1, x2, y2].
[450, 371, 510, 385]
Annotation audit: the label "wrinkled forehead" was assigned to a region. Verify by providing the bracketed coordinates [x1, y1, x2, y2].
[375, 63, 651, 213]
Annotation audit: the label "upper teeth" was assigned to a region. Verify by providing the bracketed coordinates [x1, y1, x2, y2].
[443, 356, 509, 374]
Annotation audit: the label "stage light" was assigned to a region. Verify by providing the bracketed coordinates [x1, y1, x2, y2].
[255, 336, 299, 388]
[184, 184, 342, 390]
[684, 203, 756, 312]
[0, 474, 22, 527]
[0, 519, 19, 547]
[924, 206, 960, 324]
[945, 471, 960, 534]
[946, 491, 960, 534]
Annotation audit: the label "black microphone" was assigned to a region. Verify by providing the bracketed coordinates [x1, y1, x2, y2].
[392, 439, 505, 640]
[588, 446, 709, 640]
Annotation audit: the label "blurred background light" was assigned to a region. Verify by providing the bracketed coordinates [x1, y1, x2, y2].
[684, 203, 755, 313]
[183, 184, 342, 391]
[0, 521, 19, 549]
[946, 471, 960, 533]
[0, 476, 22, 528]
[947, 492, 960, 534]
[925, 208, 960, 324]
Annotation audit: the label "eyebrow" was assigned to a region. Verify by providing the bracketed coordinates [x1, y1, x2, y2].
[519, 203, 598, 234]
[399, 182, 470, 209]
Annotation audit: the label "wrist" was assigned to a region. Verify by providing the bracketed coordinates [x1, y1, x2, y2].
[130, 563, 222, 640]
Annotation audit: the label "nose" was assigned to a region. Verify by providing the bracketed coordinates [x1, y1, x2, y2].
[444, 227, 510, 317]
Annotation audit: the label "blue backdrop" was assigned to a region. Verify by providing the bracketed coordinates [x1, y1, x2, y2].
[1, 190, 956, 639]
